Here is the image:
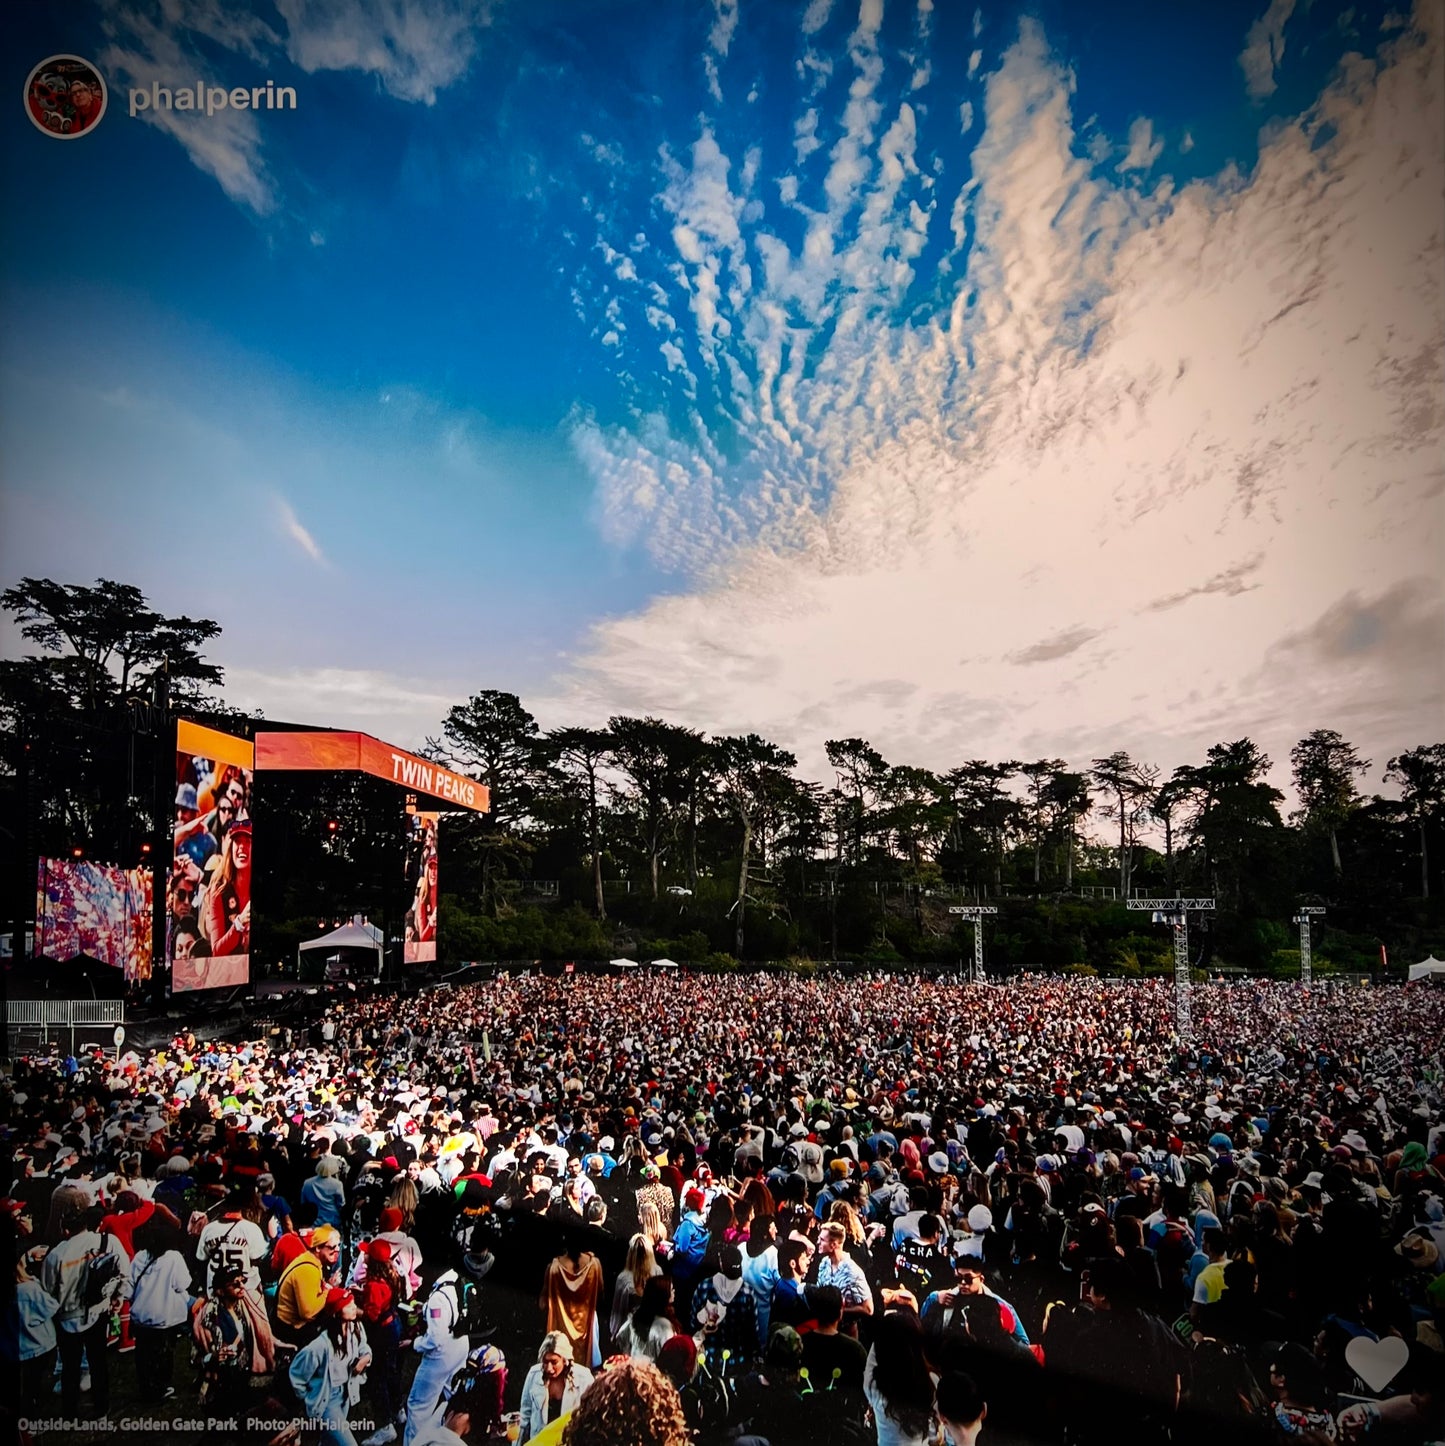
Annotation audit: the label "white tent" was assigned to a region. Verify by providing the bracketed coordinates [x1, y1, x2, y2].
[1408, 955, 1445, 982]
[299, 920, 384, 977]
[649, 957, 681, 969]
[609, 957, 640, 969]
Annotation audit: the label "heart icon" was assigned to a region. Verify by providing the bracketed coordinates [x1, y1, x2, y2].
[1344, 1334, 1409, 1393]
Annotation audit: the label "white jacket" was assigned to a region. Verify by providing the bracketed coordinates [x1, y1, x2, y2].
[404, 1273, 469, 1446]
[518, 1362, 593, 1445]
[40, 1230, 129, 1333]
[126, 1248, 193, 1329]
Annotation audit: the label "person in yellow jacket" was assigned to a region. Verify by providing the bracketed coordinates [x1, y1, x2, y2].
[276, 1226, 341, 1346]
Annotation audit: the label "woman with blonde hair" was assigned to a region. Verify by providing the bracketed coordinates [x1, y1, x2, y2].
[519, 1330, 594, 1443]
[609, 1233, 659, 1346]
[636, 1198, 670, 1263]
[384, 1177, 419, 1233]
[200, 820, 251, 957]
[829, 1198, 873, 1274]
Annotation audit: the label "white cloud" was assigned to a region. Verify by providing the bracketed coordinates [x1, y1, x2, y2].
[960, 101, 974, 133]
[99, 0, 489, 215]
[275, 0, 493, 104]
[100, 12, 276, 214]
[1117, 115, 1165, 172]
[1180, 130, 1195, 153]
[1240, 0, 1297, 99]
[564, 7, 1445, 791]
[801, 0, 834, 36]
[709, 0, 740, 56]
[794, 108, 822, 162]
[275, 496, 327, 564]
[658, 127, 754, 371]
[225, 665, 459, 744]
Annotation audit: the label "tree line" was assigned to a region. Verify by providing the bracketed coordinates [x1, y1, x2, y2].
[2, 577, 1442, 974]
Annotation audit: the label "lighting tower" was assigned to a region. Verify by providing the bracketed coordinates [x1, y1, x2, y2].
[947, 905, 998, 983]
[1127, 897, 1216, 1040]
[1292, 906, 1326, 984]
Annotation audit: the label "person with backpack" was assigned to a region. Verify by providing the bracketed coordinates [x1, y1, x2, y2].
[669, 1188, 711, 1321]
[40, 1204, 129, 1415]
[403, 1267, 470, 1446]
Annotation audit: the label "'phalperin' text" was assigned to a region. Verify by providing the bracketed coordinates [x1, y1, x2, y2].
[129, 80, 296, 118]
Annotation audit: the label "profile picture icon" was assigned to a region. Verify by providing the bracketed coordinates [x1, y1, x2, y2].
[25, 55, 107, 139]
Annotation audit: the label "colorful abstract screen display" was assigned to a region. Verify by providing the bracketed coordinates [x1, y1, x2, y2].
[35, 859, 153, 981]
[403, 810, 438, 965]
[169, 720, 253, 992]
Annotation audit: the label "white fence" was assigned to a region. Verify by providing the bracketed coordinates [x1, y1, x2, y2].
[5, 999, 125, 1057]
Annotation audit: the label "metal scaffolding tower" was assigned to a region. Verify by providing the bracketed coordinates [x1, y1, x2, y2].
[1292, 906, 1326, 984]
[1127, 897, 1215, 1040]
[948, 905, 999, 983]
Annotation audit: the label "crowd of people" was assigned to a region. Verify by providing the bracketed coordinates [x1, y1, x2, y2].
[3, 972, 1444, 1445]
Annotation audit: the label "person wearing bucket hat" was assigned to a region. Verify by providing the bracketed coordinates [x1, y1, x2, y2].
[194, 1264, 275, 1414]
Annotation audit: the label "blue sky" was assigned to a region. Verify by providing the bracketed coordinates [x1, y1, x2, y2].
[1, 0, 1440, 791]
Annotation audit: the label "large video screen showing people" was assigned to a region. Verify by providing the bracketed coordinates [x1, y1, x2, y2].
[170, 719, 253, 992]
[403, 810, 438, 965]
[35, 858, 153, 982]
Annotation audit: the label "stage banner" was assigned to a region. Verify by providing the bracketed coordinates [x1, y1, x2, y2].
[169, 720, 253, 991]
[255, 730, 489, 813]
[35, 858, 154, 982]
[403, 810, 439, 964]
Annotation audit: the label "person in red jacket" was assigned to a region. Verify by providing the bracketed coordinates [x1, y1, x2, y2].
[201, 822, 251, 957]
[359, 1239, 405, 1444]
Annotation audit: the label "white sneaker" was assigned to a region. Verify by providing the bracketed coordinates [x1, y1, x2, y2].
[80, 1373, 92, 1393]
[362, 1428, 398, 1446]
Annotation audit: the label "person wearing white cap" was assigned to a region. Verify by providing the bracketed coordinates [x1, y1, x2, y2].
[954, 1204, 993, 1262]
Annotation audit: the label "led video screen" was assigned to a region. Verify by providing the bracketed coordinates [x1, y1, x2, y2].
[403, 810, 439, 965]
[169, 719, 253, 992]
[35, 858, 153, 982]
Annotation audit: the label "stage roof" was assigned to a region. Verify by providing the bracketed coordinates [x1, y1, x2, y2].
[254, 730, 489, 813]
